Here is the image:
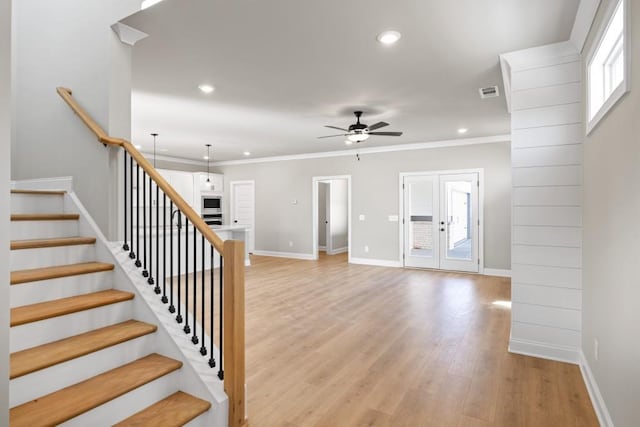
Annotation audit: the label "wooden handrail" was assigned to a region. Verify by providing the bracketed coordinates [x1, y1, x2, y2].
[56, 87, 225, 254]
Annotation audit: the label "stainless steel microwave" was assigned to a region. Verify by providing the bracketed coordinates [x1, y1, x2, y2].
[202, 195, 222, 213]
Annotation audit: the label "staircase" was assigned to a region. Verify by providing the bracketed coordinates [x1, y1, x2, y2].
[9, 189, 214, 426]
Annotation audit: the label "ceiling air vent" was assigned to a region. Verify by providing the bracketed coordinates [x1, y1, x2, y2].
[479, 86, 500, 99]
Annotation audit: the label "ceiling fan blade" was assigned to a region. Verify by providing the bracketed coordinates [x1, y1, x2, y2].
[369, 131, 403, 136]
[367, 121, 389, 131]
[324, 125, 349, 132]
[317, 134, 349, 139]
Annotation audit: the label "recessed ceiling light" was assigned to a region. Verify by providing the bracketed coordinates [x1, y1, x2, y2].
[243, 151, 251, 156]
[377, 30, 402, 45]
[457, 128, 468, 134]
[141, 0, 163, 10]
[345, 140, 353, 145]
[134, 144, 142, 149]
[203, 155, 209, 160]
[198, 84, 215, 94]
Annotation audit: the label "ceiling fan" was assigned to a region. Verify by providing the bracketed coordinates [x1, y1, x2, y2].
[318, 111, 403, 144]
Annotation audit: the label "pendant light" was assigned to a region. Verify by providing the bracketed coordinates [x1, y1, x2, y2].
[204, 144, 213, 190]
[151, 133, 158, 167]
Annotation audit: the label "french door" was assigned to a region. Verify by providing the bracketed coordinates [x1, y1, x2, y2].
[403, 172, 479, 273]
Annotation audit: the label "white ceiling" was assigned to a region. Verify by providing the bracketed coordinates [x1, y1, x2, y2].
[123, 0, 580, 162]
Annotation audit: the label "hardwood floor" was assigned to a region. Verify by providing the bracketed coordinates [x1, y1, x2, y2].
[185, 253, 598, 426]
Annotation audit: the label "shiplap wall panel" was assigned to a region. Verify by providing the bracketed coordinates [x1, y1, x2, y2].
[512, 303, 581, 331]
[512, 144, 582, 168]
[513, 186, 581, 207]
[513, 226, 582, 247]
[511, 264, 582, 289]
[512, 123, 583, 148]
[511, 322, 581, 348]
[513, 206, 582, 227]
[512, 103, 581, 129]
[512, 165, 581, 187]
[512, 245, 582, 268]
[511, 82, 582, 111]
[509, 53, 583, 363]
[512, 283, 581, 310]
[511, 61, 581, 91]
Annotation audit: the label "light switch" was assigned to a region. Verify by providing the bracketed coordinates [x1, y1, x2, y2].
[291, 199, 298, 205]
[359, 214, 365, 221]
[388, 215, 399, 222]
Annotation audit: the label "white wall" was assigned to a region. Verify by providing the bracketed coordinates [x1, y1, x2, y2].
[505, 42, 584, 363]
[12, 0, 140, 237]
[0, 0, 11, 421]
[219, 141, 511, 268]
[582, 1, 640, 425]
[328, 179, 348, 252]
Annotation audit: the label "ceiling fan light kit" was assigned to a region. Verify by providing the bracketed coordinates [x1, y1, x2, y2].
[318, 110, 403, 144]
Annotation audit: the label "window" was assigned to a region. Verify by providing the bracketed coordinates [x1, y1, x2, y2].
[587, 0, 630, 133]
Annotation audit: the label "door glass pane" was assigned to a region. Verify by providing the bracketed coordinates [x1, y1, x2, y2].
[445, 181, 472, 260]
[409, 181, 434, 257]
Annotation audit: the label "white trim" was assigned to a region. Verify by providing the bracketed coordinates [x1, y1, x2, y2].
[398, 169, 484, 274]
[508, 338, 579, 364]
[229, 180, 255, 254]
[252, 250, 315, 260]
[483, 268, 511, 278]
[213, 135, 510, 166]
[579, 350, 614, 427]
[110, 22, 148, 46]
[585, 0, 631, 135]
[349, 257, 402, 268]
[311, 175, 352, 263]
[11, 176, 73, 192]
[318, 246, 326, 251]
[570, 0, 602, 53]
[141, 152, 207, 167]
[327, 247, 348, 255]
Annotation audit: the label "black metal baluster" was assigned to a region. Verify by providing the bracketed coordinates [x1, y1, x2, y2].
[184, 218, 191, 334]
[209, 245, 215, 368]
[122, 151, 129, 252]
[218, 254, 224, 379]
[192, 226, 199, 345]
[162, 193, 168, 304]
[129, 155, 136, 261]
[169, 201, 175, 313]
[147, 175, 154, 284]
[154, 184, 160, 293]
[176, 211, 183, 323]
[142, 171, 148, 277]
[199, 235, 206, 354]
[135, 165, 141, 268]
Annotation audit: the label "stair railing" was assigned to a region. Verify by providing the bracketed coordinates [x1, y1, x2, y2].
[57, 87, 246, 427]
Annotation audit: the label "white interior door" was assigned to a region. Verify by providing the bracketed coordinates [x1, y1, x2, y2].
[403, 175, 439, 269]
[230, 181, 255, 253]
[403, 172, 479, 273]
[439, 173, 479, 273]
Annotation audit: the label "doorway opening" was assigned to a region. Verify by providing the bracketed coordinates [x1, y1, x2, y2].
[312, 175, 351, 261]
[400, 170, 483, 273]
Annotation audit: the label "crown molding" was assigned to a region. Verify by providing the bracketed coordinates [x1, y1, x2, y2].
[211, 134, 510, 166]
[140, 152, 207, 166]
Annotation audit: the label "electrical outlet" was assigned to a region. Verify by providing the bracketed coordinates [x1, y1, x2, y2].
[594, 338, 599, 361]
[364, 245, 369, 253]
[359, 214, 365, 221]
[288, 241, 293, 247]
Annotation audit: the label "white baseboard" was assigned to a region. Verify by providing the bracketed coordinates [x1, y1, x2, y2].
[252, 250, 315, 260]
[508, 338, 579, 364]
[327, 247, 348, 255]
[349, 257, 402, 268]
[318, 246, 326, 251]
[483, 268, 511, 277]
[579, 350, 614, 427]
[11, 176, 73, 191]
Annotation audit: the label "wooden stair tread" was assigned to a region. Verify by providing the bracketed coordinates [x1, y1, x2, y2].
[10, 354, 183, 427]
[11, 189, 66, 195]
[11, 262, 114, 285]
[10, 320, 158, 379]
[11, 213, 79, 221]
[11, 236, 96, 250]
[114, 391, 211, 427]
[11, 289, 134, 327]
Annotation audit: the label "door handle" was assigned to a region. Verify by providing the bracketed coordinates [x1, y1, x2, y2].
[325, 221, 328, 224]
[440, 228, 445, 231]
[234, 220, 238, 223]
[440, 221, 445, 225]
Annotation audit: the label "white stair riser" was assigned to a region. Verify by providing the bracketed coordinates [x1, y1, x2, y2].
[11, 301, 133, 353]
[10, 271, 115, 308]
[10, 220, 79, 240]
[10, 244, 97, 270]
[10, 194, 64, 214]
[60, 371, 180, 427]
[10, 334, 157, 407]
